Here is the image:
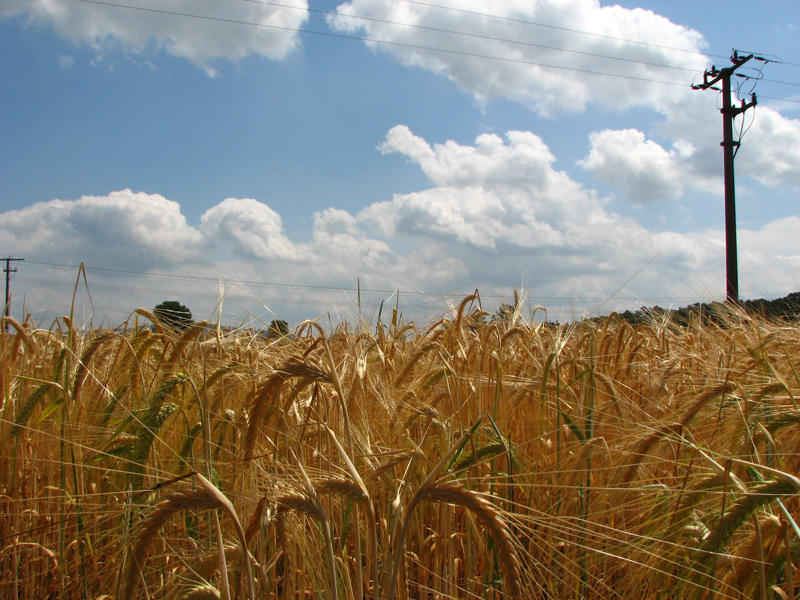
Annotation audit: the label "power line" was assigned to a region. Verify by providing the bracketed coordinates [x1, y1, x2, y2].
[403, 0, 800, 75]
[24, 260, 477, 298]
[67, 0, 691, 88]
[25, 260, 404, 295]
[761, 79, 800, 88]
[20, 261, 792, 306]
[735, 49, 800, 69]
[15, 275, 383, 308]
[399, 0, 728, 60]
[244, 0, 799, 88]
[241, 0, 703, 75]
[757, 95, 800, 105]
[68, 0, 800, 101]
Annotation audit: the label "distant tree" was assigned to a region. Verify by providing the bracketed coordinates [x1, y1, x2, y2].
[153, 300, 193, 331]
[268, 319, 290, 339]
[493, 303, 516, 323]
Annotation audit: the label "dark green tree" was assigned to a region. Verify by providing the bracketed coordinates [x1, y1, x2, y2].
[153, 300, 193, 331]
[493, 303, 516, 323]
[268, 319, 290, 339]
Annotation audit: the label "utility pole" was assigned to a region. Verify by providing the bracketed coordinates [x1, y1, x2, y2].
[692, 50, 757, 304]
[4, 256, 24, 331]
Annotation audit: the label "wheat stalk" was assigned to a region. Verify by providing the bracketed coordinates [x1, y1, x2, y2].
[6, 296, 800, 600]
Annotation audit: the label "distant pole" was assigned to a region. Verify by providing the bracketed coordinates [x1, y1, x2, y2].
[4, 256, 24, 331]
[692, 50, 757, 304]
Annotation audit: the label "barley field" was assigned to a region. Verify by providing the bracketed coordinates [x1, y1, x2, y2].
[2, 296, 799, 599]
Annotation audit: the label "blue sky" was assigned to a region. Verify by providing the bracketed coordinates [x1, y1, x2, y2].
[1, 0, 798, 328]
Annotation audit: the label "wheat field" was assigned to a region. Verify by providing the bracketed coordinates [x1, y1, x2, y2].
[2, 296, 799, 599]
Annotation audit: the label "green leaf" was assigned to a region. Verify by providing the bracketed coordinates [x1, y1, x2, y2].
[558, 408, 586, 443]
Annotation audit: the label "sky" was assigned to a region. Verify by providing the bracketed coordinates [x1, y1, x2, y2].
[1, 0, 799, 329]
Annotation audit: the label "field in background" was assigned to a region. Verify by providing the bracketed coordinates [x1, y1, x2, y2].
[2, 295, 800, 599]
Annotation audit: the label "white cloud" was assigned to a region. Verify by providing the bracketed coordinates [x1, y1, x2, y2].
[734, 106, 800, 186]
[58, 54, 74, 70]
[329, 0, 708, 115]
[1, 0, 308, 75]
[200, 198, 307, 261]
[310, 209, 416, 287]
[330, 1, 800, 194]
[579, 128, 689, 203]
[372, 125, 608, 249]
[688, 216, 800, 298]
[739, 216, 800, 262]
[380, 125, 562, 191]
[360, 126, 798, 307]
[361, 126, 712, 302]
[0, 189, 204, 270]
[1, 128, 797, 324]
[654, 90, 800, 193]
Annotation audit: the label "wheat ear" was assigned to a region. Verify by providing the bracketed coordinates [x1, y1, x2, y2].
[71, 330, 115, 403]
[179, 584, 221, 600]
[721, 514, 782, 595]
[243, 360, 331, 460]
[617, 423, 682, 486]
[696, 478, 800, 573]
[393, 343, 438, 387]
[680, 383, 735, 427]
[134, 308, 166, 335]
[194, 473, 257, 600]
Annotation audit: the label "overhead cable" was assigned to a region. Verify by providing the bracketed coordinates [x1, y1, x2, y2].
[69, 0, 693, 88]
[70, 0, 800, 98]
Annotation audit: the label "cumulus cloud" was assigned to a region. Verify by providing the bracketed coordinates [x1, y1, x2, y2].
[1, 0, 308, 75]
[360, 125, 710, 301]
[200, 198, 307, 261]
[370, 125, 607, 249]
[733, 106, 800, 186]
[309, 208, 419, 288]
[0, 189, 203, 270]
[328, 1, 800, 193]
[1, 128, 797, 324]
[380, 125, 562, 190]
[329, 0, 708, 115]
[360, 126, 796, 304]
[685, 216, 800, 297]
[739, 216, 800, 264]
[578, 128, 692, 203]
[657, 95, 800, 191]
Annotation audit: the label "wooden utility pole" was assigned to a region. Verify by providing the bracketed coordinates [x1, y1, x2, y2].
[692, 51, 757, 304]
[4, 256, 24, 331]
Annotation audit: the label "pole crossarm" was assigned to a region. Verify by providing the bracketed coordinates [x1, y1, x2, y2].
[691, 51, 754, 91]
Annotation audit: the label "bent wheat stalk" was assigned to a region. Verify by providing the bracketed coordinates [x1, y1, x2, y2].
[694, 477, 800, 591]
[121, 474, 256, 600]
[121, 488, 221, 600]
[386, 426, 486, 600]
[421, 480, 523, 600]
